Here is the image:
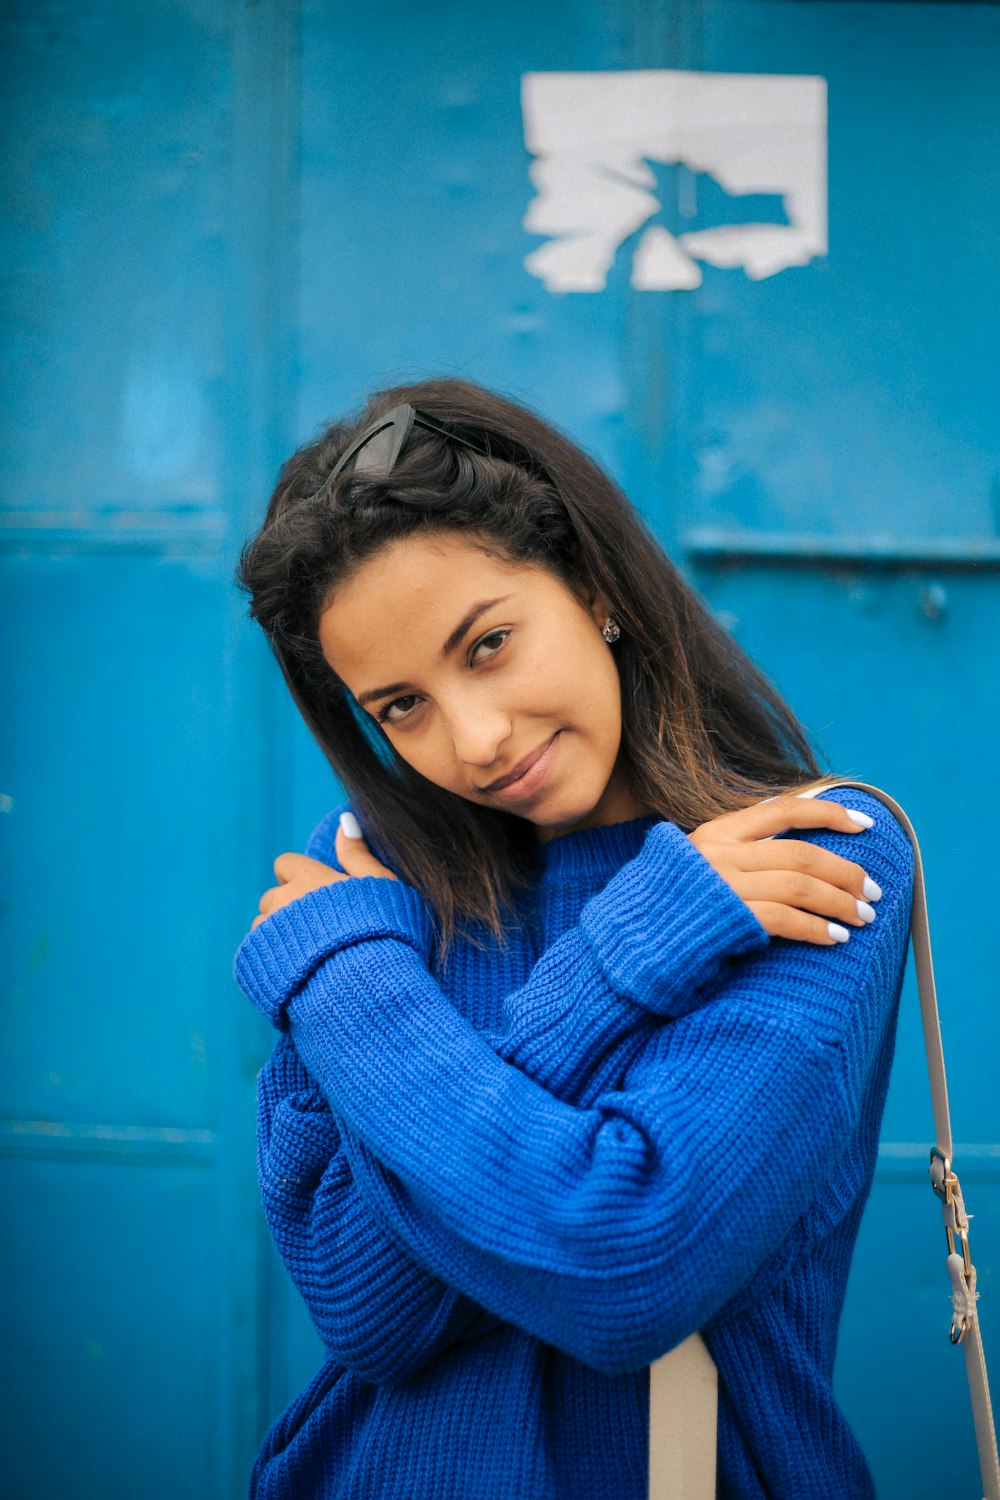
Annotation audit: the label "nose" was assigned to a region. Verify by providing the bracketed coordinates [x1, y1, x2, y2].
[446, 699, 513, 770]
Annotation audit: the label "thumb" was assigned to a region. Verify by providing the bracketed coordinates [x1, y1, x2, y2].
[336, 811, 398, 880]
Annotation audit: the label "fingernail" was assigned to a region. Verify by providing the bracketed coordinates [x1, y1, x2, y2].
[828, 922, 851, 942]
[340, 811, 363, 839]
[856, 900, 877, 923]
[847, 810, 874, 828]
[862, 876, 882, 901]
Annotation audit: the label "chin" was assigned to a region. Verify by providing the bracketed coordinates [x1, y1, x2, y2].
[528, 795, 602, 833]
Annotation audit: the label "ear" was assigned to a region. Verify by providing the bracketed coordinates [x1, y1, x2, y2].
[586, 588, 613, 629]
[566, 566, 611, 626]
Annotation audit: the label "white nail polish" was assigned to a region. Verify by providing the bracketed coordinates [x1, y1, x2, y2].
[856, 900, 877, 923]
[847, 810, 874, 828]
[863, 876, 882, 902]
[340, 811, 363, 840]
[828, 922, 850, 942]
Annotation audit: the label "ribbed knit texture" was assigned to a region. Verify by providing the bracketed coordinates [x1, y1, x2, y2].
[234, 790, 914, 1499]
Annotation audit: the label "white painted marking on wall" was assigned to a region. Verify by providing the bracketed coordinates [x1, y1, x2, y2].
[633, 224, 704, 290]
[521, 71, 827, 292]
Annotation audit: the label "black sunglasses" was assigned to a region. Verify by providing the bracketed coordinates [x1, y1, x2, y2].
[328, 402, 553, 489]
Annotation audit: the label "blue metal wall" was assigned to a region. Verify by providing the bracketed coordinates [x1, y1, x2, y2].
[2, 2, 997, 1495]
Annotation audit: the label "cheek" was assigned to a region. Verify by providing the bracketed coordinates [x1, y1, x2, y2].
[580, 654, 624, 764]
[387, 724, 466, 794]
[574, 641, 622, 720]
[512, 614, 616, 708]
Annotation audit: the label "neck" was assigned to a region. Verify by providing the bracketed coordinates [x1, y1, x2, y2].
[534, 761, 651, 844]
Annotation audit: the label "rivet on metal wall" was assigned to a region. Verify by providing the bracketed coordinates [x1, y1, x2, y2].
[919, 582, 948, 621]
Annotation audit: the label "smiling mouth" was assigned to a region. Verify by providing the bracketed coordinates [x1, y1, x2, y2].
[481, 733, 560, 794]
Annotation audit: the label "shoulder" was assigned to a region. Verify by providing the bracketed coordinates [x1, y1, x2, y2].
[305, 802, 351, 870]
[662, 784, 916, 1100]
[765, 783, 916, 1033]
[304, 801, 406, 880]
[794, 783, 915, 893]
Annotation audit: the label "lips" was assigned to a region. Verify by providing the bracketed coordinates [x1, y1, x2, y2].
[480, 732, 560, 797]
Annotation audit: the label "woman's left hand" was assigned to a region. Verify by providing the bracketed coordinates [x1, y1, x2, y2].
[250, 816, 397, 931]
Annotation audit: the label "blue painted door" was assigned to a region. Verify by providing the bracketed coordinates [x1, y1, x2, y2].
[3, 2, 997, 1495]
[0, 2, 295, 1493]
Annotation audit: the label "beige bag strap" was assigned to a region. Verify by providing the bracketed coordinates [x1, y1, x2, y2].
[648, 779, 1000, 1500]
[648, 1332, 717, 1500]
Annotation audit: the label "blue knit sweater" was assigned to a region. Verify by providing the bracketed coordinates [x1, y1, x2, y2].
[234, 787, 914, 1499]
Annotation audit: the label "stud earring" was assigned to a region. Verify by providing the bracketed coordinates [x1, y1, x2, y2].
[602, 617, 621, 644]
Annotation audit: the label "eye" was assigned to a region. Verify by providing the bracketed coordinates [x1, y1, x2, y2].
[376, 694, 421, 726]
[470, 628, 510, 665]
[373, 627, 509, 726]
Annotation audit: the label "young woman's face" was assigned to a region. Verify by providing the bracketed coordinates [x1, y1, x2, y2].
[317, 530, 648, 839]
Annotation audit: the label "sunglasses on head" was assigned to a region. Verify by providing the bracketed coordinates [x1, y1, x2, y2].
[328, 402, 553, 488]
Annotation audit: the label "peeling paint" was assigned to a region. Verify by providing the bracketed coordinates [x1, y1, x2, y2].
[522, 70, 827, 291]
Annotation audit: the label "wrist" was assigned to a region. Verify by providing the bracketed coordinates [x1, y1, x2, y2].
[580, 821, 770, 1016]
[234, 876, 436, 1029]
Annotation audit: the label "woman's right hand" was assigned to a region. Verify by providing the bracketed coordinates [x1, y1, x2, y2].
[687, 794, 883, 946]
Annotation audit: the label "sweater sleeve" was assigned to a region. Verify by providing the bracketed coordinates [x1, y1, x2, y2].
[238, 808, 768, 1382]
[237, 815, 770, 1032]
[243, 806, 759, 1379]
[237, 791, 913, 1376]
[248, 804, 506, 1385]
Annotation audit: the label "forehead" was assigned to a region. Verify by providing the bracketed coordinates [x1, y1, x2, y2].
[341, 530, 511, 603]
[324, 532, 520, 632]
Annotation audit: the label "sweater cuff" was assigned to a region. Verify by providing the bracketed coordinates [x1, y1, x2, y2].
[579, 821, 770, 1017]
[234, 877, 436, 1029]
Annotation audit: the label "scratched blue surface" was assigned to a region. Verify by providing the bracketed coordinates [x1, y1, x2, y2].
[1, 2, 997, 1495]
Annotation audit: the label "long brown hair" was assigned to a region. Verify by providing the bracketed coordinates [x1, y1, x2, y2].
[236, 377, 838, 944]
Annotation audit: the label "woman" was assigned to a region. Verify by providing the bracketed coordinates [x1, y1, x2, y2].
[234, 378, 913, 1499]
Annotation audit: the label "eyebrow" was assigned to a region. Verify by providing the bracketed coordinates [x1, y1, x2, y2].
[354, 595, 512, 709]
